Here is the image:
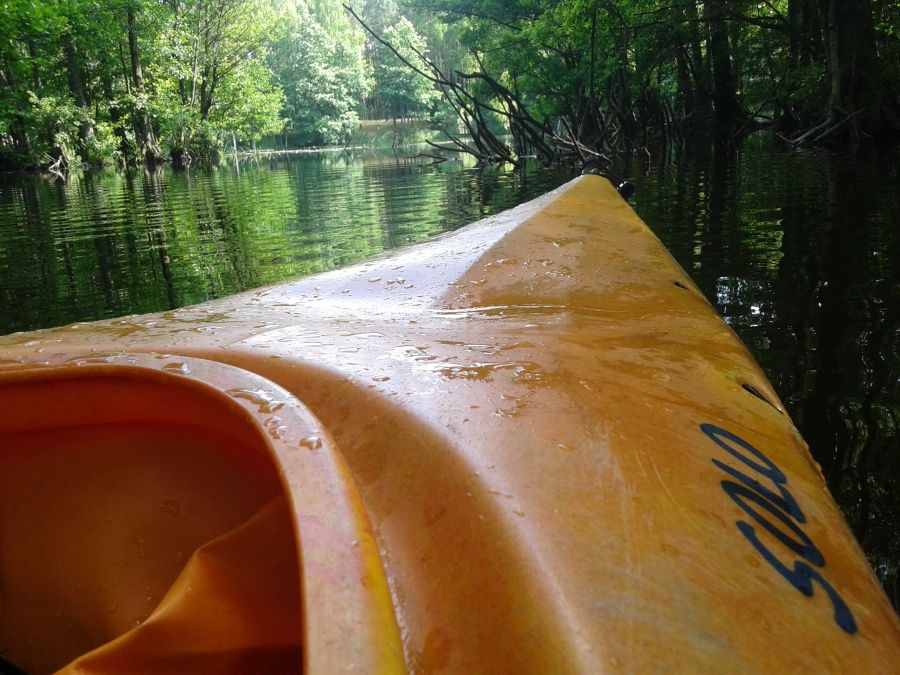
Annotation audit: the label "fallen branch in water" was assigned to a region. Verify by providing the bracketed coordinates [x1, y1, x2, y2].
[784, 108, 867, 146]
[44, 153, 68, 179]
[411, 152, 448, 164]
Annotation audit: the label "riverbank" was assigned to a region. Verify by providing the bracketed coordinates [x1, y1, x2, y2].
[0, 119, 447, 177]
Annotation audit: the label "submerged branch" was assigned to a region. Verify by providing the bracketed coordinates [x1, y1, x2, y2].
[785, 108, 867, 147]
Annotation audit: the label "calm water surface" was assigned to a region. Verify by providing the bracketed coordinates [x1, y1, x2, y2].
[0, 140, 897, 609]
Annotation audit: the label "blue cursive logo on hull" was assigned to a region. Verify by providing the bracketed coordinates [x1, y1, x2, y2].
[701, 423, 857, 634]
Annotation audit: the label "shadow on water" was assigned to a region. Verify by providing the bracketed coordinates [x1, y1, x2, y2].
[628, 137, 900, 610]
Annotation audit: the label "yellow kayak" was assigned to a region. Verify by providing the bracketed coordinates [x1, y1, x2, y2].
[0, 175, 897, 673]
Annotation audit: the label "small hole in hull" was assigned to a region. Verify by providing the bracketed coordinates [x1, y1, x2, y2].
[673, 281, 689, 290]
[741, 383, 783, 414]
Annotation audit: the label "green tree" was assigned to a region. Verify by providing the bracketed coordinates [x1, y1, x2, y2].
[2, 0, 898, 170]
[270, 1, 371, 146]
[373, 16, 441, 121]
[153, 0, 285, 161]
[403, 0, 898, 153]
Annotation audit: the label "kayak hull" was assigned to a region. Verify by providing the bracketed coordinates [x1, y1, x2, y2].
[1, 176, 898, 672]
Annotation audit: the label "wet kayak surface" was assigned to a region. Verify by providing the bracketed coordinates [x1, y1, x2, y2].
[1, 176, 898, 673]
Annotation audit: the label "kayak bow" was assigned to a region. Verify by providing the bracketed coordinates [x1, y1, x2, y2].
[1, 175, 898, 673]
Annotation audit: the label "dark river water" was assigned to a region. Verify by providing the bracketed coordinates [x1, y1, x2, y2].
[0, 139, 898, 610]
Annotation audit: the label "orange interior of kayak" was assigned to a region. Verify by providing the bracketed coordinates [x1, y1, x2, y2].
[0, 359, 401, 674]
[0, 368, 296, 673]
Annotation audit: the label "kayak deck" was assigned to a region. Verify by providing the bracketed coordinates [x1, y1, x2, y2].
[1, 176, 898, 672]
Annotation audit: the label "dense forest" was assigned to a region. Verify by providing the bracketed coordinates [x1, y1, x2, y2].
[0, 0, 897, 171]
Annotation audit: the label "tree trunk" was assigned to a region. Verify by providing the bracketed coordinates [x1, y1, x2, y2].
[199, 68, 210, 121]
[683, 0, 712, 121]
[675, 48, 693, 121]
[787, 0, 820, 65]
[788, 0, 801, 64]
[26, 39, 42, 91]
[703, 0, 741, 137]
[0, 60, 34, 159]
[63, 33, 95, 149]
[199, 65, 218, 121]
[820, 0, 893, 138]
[103, 76, 130, 159]
[128, 6, 163, 163]
[10, 119, 33, 159]
[607, 24, 635, 146]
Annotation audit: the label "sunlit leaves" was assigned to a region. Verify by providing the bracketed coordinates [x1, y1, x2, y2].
[270, 0, 371, 145]
[374, 16, 441, 120]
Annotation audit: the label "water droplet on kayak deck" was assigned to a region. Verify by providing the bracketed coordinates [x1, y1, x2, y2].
[300, 435, 322, 451]
[162, 362, 191, 376]
[264, 417, 288, 440]
[226, 388, 286, 413]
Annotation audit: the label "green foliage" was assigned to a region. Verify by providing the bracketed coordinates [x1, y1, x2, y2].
[271, 1, 371, 146]
[373, 16, 441, 120]
[2, 0, 897, 168]
[26, 93, 82, 162]
[413, 0, 898, 147]
[215, 60, 287, 141]
[1, 0, 360, 167]
[150, 0, 285, 156]
[82, 122, 122, 166]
